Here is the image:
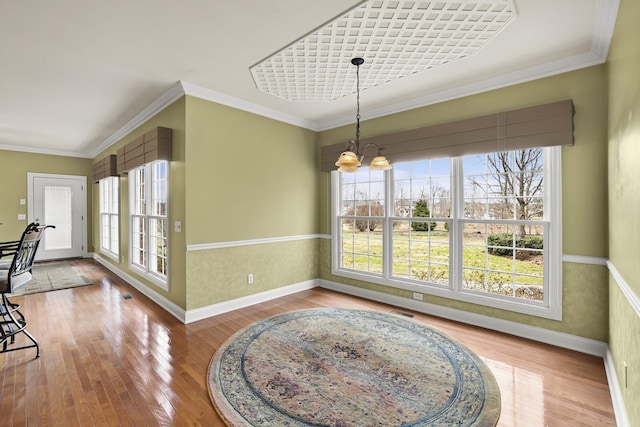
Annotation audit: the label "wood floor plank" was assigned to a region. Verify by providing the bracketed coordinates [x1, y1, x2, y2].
[0, 259, 616, 426]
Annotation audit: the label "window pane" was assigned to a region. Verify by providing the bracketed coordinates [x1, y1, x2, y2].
[460, 148, 546, 302]
[514, 275, 544, 301]
[394, 158, 451, 219]
[44, 185, 73, 250]
[110, 178, 119, 214]
[462, 221, 544, 302]
[133, 168, 146, 215]
[110, 214, 119, 256]
[100, 177, 119, 257]
[129, 163, 168, 282]
[464, 150, 544, 221]
[132, 215, 146, 267]
[101, 213, 110, 250]
[333, 146, 554, 316]
[340, 218, 384, 275]
[391, 220, 449, 286]
[149, 218, 167, 276]
[341, 167, 385, 217]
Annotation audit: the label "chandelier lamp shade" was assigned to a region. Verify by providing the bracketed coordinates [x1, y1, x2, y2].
[335, 58, 392, 173]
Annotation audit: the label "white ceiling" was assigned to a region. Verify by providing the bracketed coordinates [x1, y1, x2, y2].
[0, 0, 619, 158]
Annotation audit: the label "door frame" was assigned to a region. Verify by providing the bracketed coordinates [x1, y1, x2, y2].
[27, 172, 88, 260]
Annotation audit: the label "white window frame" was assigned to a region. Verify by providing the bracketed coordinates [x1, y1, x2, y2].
[99, 176, 119, 261]
[128, 161, 169, 291]
[331, 147, 562, 320]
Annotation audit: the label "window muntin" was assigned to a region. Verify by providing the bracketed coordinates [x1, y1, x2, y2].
[391, 159, 451, 286]
[332, 147, 560, 319]
[339, 168, 385, 275]
[461, 150, 545, 302]
[129, 161, 168, 287]
[99, 176, 119, 259]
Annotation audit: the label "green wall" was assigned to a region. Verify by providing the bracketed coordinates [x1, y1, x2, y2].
[183, 96, 319, 310]
[91, 97, 187, 309]
[607, 0, 640, 423]
[318, 65, 610, 342]
[90, 94, 321, 313]
[1, 6, 636, 418]
[183, 96, 319, 244]
[0, 150, 93, 245]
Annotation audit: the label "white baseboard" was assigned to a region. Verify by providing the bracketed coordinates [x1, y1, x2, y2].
[604, 350, 631, 427]
[319, 279, 636, 423]
[86, 259, 631, 425]
[92, 254, 187, 323]
[318, 279, 608, 357]
[90, 255, 611, 357]
[92, 253, 317, 324]
[184, 280, 317, 324]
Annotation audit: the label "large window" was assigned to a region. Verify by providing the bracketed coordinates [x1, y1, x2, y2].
[332, 147, 561, 319]
[99, 176, 119, 259]
[130, 161, 169, 289]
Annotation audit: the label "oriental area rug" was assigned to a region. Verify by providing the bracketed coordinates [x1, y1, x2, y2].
[208, 308, 501, 426]
[9, 261, 92, 297]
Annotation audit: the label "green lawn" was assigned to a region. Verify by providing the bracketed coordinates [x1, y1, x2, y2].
[341, 229, 544, 300]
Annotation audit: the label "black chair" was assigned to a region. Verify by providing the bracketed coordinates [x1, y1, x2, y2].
[0, 223, 54, 358]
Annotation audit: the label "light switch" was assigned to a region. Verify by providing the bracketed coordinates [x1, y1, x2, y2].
[174, 221, 182, 232]
[19, 199, 26, 205]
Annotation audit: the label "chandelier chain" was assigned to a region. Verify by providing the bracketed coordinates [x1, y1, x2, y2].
[355, 61, 361, 145]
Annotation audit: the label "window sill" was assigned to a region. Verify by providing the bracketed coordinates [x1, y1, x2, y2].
[99, 249, 120, 263]
[129, 264, 169, 292]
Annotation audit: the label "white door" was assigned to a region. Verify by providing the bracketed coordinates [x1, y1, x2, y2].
[28, 173, 86, 260]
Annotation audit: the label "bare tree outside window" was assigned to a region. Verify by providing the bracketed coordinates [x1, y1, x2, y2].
[468, 149, 543, 237]
[345, 190, 384, 231]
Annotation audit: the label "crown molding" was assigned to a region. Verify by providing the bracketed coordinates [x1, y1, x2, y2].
[81, 0, 622, 156]
[592, 0, 620, 59]
[0, 143, 93, 159]
[318, 0, 620, 132]
[180, 81, 321, 131]
[86, 80, 322, 159]
[87, 82, 185, 158]
[318, 50, 605, 131]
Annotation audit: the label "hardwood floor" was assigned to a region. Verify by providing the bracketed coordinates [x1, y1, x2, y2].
[1, 259, 615, 426]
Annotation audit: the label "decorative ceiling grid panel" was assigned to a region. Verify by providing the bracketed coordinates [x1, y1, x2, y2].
[250, 0, 517, 102]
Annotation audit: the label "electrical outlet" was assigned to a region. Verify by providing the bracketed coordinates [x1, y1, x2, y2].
[248, 274, 254, 285]
[412, 292, 423, 301]
[624, 361, 628, 388]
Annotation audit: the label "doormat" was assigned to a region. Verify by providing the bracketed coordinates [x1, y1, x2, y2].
[9, 261, 93, 296]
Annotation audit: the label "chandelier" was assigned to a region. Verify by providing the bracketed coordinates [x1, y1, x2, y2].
[335, 58, 392, 173]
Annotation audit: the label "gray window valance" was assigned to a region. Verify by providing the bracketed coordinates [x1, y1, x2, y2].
[321, 99, 574, 172]
[116, 126, 172, 174]
[92, 154, 118, 183]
